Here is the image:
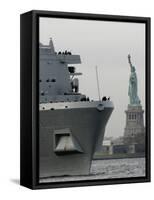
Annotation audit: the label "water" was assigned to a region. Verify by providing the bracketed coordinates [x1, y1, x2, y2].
[40, 157, 145, 183]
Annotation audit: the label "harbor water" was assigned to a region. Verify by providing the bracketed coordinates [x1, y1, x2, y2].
[40, 157, 145, 183]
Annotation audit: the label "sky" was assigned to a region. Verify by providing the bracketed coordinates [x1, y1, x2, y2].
[39, 17, 145, 138]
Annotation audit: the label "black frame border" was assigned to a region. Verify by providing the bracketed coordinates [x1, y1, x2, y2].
[20, 10, 151, 189]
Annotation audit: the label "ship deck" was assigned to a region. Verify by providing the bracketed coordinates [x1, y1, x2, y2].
[40, 100, 114, 110]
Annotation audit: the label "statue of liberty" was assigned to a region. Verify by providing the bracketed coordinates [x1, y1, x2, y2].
[128, 54, 140, 105]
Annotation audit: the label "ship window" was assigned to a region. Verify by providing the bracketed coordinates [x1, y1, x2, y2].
[41, 92, 45, 96]
[51, 78, 56, 82]
[39, 79, 42, 82]
[46, 79, 50, 82]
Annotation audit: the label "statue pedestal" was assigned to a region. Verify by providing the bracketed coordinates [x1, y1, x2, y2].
[124, 104, 145, 141]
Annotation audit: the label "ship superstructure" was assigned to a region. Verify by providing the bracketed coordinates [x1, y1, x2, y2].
[39, 38, 114, 179]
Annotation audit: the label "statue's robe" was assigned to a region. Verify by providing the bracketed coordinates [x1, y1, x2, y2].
[128, 71, 140, 105]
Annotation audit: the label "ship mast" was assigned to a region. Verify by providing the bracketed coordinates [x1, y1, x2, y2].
[95, 66, 101, 101]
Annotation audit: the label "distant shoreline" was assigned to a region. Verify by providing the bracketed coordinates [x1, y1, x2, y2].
[93, 153, 145, 160]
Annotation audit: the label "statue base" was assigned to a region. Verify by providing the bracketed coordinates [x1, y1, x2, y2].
[124, 104, 145, 140]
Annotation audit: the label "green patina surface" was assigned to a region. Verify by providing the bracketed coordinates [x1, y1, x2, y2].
[128, 54, 141, 106]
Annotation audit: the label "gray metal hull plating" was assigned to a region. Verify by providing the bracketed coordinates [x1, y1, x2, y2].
[39, 106, 113, 178]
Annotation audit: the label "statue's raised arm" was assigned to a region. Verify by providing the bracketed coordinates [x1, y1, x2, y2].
[128, 54, 133, 70]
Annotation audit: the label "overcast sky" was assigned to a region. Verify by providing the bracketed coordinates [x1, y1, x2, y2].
[39, 17, 145, 138]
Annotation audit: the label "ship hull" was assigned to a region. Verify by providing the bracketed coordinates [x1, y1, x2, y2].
[39, 105, 113, 179]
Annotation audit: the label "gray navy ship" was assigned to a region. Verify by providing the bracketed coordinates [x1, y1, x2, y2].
[39, 38, 114, 179]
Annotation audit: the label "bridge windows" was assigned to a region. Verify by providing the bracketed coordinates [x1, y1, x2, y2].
[44, 78, 56, 83]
